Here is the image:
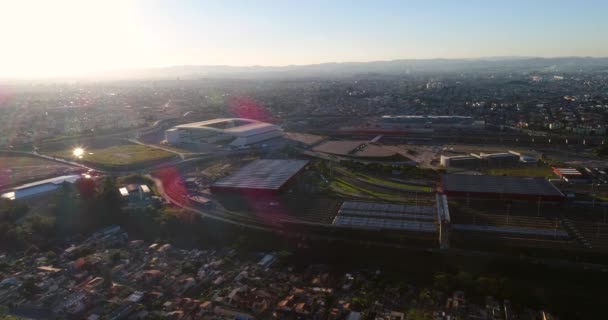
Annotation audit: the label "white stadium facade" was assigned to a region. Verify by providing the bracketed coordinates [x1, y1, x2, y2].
[165, 118, 283, 147]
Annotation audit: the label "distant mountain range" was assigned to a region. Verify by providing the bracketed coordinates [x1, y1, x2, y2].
[113, 57, 608, 80]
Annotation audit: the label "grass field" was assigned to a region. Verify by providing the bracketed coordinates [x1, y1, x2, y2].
[49, 144, 174, 166]
[484, 165, 556, 178]
[330, 178, 434, 204]
[354, 172, 433, 192]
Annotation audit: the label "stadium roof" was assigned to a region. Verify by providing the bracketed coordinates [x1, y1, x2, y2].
[174, 118, 280, 137]
[441, 174, 564, 200]
[211, 159, 309, 192]
[175, 118, 252, 128]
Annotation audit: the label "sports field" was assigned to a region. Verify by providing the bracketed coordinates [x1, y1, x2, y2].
[49, 144, 174, 166]
[484, 165, 556, 178]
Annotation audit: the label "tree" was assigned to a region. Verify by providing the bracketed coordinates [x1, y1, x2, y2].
[406, 308, 432, 320]
[96, 177, 124, 226]
[455, 271, 474, 288]
[110, 251, 122, 265]
[417, 288, 433, 306]
[22, 278, 37, 297]
[75, 178, 97, 199]
[433, 272, 450, 291]
[0, 199, 29, 222]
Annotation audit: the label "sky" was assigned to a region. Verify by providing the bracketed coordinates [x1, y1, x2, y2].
[0, 0, 607, 78]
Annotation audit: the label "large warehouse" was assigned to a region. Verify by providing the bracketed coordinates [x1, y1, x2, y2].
[165, 118, 283, 147]
[441, 174, 565, 201]
[1, 175, 81, 201]
[378, 115, 479, 129]
[210, 159, 309, 195]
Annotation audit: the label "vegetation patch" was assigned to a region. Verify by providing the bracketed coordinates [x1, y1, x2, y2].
[354, 172, 433, 192]
[484, 165, 556, 178]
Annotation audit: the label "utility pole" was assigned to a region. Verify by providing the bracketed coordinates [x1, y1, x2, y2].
[591, 180, 596, 209]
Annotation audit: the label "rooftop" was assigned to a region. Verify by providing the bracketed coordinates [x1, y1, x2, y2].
[211, 159, 309, 191]
[1, 175, 81, 200]
[13, 175, 81, 191]
[332, 201, 438, 233]
[442, 174, 564, 198]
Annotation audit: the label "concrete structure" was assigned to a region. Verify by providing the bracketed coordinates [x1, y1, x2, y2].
[440, 155, 480, 168]
[210, 159, 309, 195]
[473, 152, 521, 167]
[165, 118, 282, 147]
[1, 175, 81, 200]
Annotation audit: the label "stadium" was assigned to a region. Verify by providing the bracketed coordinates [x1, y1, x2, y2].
[165, 118, 283, 147]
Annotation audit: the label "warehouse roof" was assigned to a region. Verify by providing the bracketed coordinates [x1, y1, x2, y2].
[172, 118, 281, 139]
[442, 174, 564, 198]
[211, 159, 309, 191]
[332, 201, 439, 233]
[1, 175, 81, 200]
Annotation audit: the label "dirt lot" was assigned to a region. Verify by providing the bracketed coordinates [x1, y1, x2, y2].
[382, 145, 442, 168]
[0, 155, 75, 189]
[313, 140, 366, 155]
[285, 132, 325, 146]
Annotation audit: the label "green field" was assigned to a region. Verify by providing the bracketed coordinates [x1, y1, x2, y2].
[330, 178, 434, 204]
[484, 165, 556, 178]
[354, 173, 433, 192]
[49, 144, 174, 166]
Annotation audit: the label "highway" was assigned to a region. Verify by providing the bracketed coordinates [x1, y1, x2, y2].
[314, 129, 607, 147]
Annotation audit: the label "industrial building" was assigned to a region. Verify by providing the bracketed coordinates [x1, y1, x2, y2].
[1, 175, 81, 201]
[330, 195, 452, 248]
[440, 155, 480, 168]
[119, 184, 152, 202]
[441, 150, 537, 168]
[377, 115, 480, 129]
[165, 118, 282, 147]
[473, 152, 520, 167]
[441, 174, 565, 201]
[210, 159, 309, 195]
[552, 167, 590, 183]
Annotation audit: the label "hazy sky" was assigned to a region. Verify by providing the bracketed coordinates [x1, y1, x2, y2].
[1, 0, 607, 77]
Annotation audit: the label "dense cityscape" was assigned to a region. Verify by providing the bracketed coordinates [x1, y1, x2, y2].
[3, 1, 608, 319]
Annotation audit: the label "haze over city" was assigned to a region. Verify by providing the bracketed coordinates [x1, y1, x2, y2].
[3, 1, 608, 319]
[1, 0, 608, 78]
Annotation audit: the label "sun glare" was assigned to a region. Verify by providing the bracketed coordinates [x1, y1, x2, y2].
[73, 148, 85, 158]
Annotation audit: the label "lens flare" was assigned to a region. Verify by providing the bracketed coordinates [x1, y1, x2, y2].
[73, 148, 85, 158]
